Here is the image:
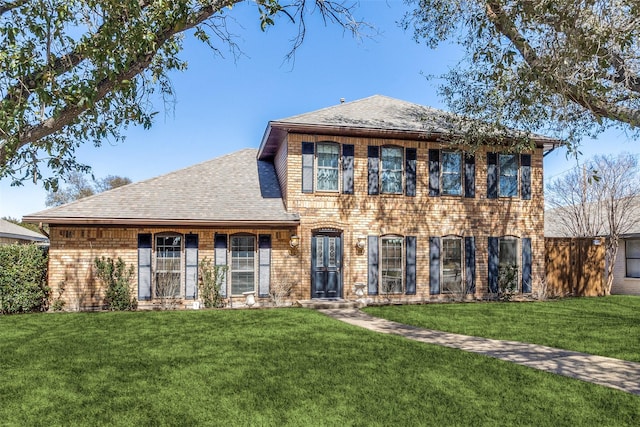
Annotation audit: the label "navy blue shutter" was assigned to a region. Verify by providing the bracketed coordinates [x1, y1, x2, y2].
[488, 237, 499, 293]
[428, 149, 440, 197]
[522, 238, 532, 293]
[185, 234, 198, 300]
[367, 236, 379, 295]
[214, 234, 228, 297]
[368, 146, 379, 195]
[342, 144, 354, 194]
[429, 237, 440, 294]
[258, 235, 271, 298]
[465, 237, 476, 294]
[520, 154, 531, 200]
[302, 142, 314, 193]
[405, 236, 417, 295]
[464, 154, 476, 198]
[487, 152, 498, 199]
[137, 233, 152, 301]
[405, 148, 417, 197]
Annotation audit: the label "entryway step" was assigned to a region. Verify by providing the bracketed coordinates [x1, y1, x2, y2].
[296, 299, 362, 309]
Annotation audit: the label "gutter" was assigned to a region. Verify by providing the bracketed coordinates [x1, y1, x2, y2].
[22, 217, 300, 228]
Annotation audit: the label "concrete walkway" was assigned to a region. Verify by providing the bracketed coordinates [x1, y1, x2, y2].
[319, 308, 640, 396]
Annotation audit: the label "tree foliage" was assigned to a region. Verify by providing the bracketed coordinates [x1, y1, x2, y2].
[45, 170, 131, 206]
[0, 243, 49, 314]
[404, 0, 640, 150]
[0, 0, 363, 189]
[546, 153, 640, 294]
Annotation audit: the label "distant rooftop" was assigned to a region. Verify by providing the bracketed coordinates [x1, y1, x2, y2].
[0, 218, 48, 242]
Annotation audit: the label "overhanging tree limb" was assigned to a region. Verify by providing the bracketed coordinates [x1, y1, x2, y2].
[485, 1, 640, 127]
[0, 0, 365, 186]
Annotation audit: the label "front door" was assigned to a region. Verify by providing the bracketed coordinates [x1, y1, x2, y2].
[311, 233, 342, 299]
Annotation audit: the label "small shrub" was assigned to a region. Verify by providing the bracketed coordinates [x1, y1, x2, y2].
[270, 275, 295, 307]
[52, 281, 66, 311]
[156, 272, 181, 310]
[94, 257, 137, 311]
[0, 244, 49, 314]
[198, 258, 227, 308]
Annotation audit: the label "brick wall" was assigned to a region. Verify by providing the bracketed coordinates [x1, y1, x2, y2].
[48, 226, 303, 310]
[284, 133, 545, 302]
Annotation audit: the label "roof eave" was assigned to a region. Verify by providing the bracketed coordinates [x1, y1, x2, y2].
[0, 233, 48, 242]
[258, 122, 559, 158]
[22, 217, 300, 228]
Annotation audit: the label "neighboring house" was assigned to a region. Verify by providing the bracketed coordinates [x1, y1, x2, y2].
[0, 218, 48, 246]
[616, 226, 640, 295]
[545, 200, 640, 295]
[24, 95, 556, 310]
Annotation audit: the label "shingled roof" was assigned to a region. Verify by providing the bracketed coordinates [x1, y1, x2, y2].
[0, 218, 48, 243]
[258, 94, 559, 159]
[23, 149, 298, 226]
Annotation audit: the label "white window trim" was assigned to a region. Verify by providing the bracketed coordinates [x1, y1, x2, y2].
[441, 235, 464, 294]
[380, 235, 404, 294]
[441, 151, 463, 196]
[498, 154, 519, 198]
[498, 236, 520, 292]
[230, 234, 257, 296]
[315, 141, 341, 193]
[154, 233, 184, 299]
[380, 146, 404, 195]
[625, 239, 640, 278]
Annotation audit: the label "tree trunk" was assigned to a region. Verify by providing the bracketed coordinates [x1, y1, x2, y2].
[604, 239, 619, 296]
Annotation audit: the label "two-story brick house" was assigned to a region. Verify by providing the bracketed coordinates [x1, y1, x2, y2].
[24, 95, 555, 310]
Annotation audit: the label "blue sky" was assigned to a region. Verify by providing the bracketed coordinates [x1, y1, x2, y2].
[1, 0, 638, 219]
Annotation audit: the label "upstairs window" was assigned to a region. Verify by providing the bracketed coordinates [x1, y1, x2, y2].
[429, 149, 475, 198]
[316, 143, 340, 191]
[441, 151, 462, 196]
[499, 154, 518, 197]
[487, 153, 531, 199]
[302, 142, 354, 194]
[381, 147, 403, 194]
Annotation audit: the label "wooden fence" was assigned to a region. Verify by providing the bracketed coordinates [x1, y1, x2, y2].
[545, 238, 605, 297]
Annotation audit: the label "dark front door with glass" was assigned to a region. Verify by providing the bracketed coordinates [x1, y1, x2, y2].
[311, 233, 342, 299]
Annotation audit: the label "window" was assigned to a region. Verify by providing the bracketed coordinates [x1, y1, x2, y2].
[316, 143, 339, 191]
[231, 235, 256, 295]
[442, 151, 462, 196]
[442, 237, 463, 293]
[626, 239, 640, 278]
[155, 235, 182, 297]
[381, 236, 403, 293]
[499, 154, 518, 197]
[381, 147, 403, 194]
[499, 237, 519, 291]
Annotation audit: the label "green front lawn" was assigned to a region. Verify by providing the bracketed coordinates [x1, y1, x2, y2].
[364, 296, 640, 362]
[1, 308, 638, 426]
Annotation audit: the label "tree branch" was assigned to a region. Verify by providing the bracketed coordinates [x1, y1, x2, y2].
[485, 1, 640, 127]
[0, 0, 27, 16]
[14, 1, 237, 148]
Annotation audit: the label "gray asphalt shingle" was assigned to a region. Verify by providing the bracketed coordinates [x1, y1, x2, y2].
[24, 149, 297, 225]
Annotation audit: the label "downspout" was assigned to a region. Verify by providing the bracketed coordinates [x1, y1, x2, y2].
[38, 222, 49, 239]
